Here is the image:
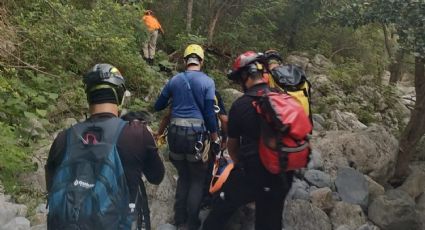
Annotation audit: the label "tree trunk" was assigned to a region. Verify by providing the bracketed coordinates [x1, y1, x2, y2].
[392, 56, 425, 182]
[186, 0, 193, 33]
[207, 3, 224, 46]
[389, 50, 405, 84]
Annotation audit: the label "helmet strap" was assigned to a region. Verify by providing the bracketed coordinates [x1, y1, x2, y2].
[89, 84, 122, 106]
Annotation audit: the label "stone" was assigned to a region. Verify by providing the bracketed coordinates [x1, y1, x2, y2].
[330, 110, 367, 130]
[2, 217, 30, 230]
[309, 187, 333, 212]
[30, 224, 47, 230]
[335, 226, 352, 230]
[311, 125, 398, 183]
[157, 223, 176, 230]
[0, 201, 28, 226]
[312, 113, 326, 126]
[283, 199, 332, 230]
[307, 149, 323, 170]
[287, 178, 310, 200]
[286, 55, 310, 70]
[368, 189, 421, 230]
[30, 213, 47, 226]
[416, 193, 425, 229]
[312, 54, 334, 68]
[145, 160, 177, 228]
[397, 168, 425, 199]
[364, 175, 384, 204]
[335, 167, 369, 210]
[357, 223, 381, 230]
[330, 202, 367, 230]
[304, 169, 333, 188]
[36, 203, 48, 214]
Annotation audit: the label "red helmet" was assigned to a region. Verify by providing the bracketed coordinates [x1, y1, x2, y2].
[228, 51, 262, 81]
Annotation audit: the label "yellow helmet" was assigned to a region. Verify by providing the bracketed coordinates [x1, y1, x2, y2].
[184, 44, 204, 60]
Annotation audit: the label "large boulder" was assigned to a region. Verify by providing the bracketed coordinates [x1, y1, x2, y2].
[286, 55, 310, 70]
[335, 167, 369, 210]
[311, 125, 397, 183]
[329, 202, 367, 230]
[364, 176, 385, 205]
[283, 199, 332, 230]
[145, 160, 177, 228]
[329, 110, 367, 131]
[368, 189, 421, 230]
[2, 217, 30, 230]
[397, 168, 425, 200]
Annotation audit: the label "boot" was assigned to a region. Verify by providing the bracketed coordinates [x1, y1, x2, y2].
[148, 58, 154, 65]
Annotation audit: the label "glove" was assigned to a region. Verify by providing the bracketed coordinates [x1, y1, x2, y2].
[211, 138, 221, 154]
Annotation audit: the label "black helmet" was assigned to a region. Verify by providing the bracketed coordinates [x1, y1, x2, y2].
[83, 63, 127, 105]
[264, 49, 283, 63]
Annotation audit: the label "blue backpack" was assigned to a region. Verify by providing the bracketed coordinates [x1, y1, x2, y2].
[47, 117, 134, 230]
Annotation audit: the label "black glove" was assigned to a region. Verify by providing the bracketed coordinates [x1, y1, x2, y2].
[211, 138, 221, 154]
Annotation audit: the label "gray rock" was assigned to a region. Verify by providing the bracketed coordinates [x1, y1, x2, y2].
[30, 225, 47, 230]
[368, 189, 421, 230]
[0, 202, 27, 227]
[304, 169, 333, 188]
[330, 202, 367, 230]
[416, 193, 425, 229]
[146, 160, 177, 228]
[36, 203, 48, 214]
[2, 217, 30, 230]
[397, 168, 425, 199]
[312, 54, 335, 69]
[335, 167, 369, 210]
[330, 110, 367, 130]
[309, 187, 333, 211]
[335, 225, 352, 230]
[312, 114, 326, 126]
[287, 178, 310, 200]
[157, 223, 176, 230]
[357, 223, 380, 230]
[283, 199, 332, 230]
[364, 175, 384, 204]
[307, 149, 323, 170]
[286, 55, 310, 70]
[311, 125, 398, 183]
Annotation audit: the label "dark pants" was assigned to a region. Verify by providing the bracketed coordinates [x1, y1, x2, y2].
[171, 158, 208, 230]
[202, 157, 293, 230]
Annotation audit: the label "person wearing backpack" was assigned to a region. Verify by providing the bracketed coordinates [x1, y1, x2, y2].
[202, 51, 305, 230]
[45, 64, 165, 230]
[262, 50, 312, 122]
[154, 44, 220, 230]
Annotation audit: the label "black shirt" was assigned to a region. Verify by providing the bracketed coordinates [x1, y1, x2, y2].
[227, 83, 269, 160]
[45, 113, 165, 201]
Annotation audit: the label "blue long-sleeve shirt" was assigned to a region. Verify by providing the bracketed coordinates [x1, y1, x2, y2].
[154, 70, 218, 133]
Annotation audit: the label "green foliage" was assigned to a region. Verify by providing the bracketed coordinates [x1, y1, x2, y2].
[327, 0, 425, 58]
[0, 122, 34, 193]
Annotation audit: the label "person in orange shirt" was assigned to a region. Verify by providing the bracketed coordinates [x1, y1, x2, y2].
[142, 10, 164, 65]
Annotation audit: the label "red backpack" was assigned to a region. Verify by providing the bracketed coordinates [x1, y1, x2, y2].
[247, 89, 312, 174]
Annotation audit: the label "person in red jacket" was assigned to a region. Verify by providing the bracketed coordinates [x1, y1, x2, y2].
[142, 10, 164, 65]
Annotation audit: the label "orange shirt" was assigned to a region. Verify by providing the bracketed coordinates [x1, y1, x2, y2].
[142, 15, 162, 32]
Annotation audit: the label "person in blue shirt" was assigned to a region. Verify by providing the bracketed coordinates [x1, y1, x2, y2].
[154, 44, 219, 230]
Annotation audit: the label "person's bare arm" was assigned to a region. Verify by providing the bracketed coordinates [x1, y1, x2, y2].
[156, 109, 171, 138]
